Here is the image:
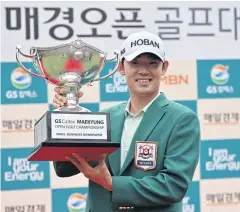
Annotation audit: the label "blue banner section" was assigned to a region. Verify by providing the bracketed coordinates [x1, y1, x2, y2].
[100, 61, 130, 101]
[197, 59, 240, 99]
[52, 187, 88, 212]
[1, 62, 48, 104]
[183, 181, 200, 212]
[201, 139, 240, 179]
[1, 148, 50, 191]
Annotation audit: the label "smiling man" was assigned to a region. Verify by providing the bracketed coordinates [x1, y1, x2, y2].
[52, 31, 200, 212]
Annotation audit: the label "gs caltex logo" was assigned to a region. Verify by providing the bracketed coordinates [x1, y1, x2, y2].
[11, 68, 32, 89]
[6, 67, 37, 100]
[1, 62, 48, 104]
[197, 59, 240, 99]
[207, 64, 234, 94]
[52, 188, 88, 212]
[67, 193, 87, 212]
[210, 64, 229, 85]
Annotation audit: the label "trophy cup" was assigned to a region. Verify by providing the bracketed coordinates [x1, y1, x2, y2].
[16, 38, 121, 161]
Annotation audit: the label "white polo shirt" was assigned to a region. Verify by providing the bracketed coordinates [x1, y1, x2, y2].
[120, 93, 161, 168]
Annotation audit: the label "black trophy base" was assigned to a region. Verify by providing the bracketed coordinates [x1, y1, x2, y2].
[28, 142, 120, 161]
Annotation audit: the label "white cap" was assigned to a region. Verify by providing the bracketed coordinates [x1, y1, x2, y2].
[119, 31, 165, 62]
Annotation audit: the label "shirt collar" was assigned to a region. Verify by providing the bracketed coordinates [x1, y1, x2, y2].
[125, 92, 161, 117]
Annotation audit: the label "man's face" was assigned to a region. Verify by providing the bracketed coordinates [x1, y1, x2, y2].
[122, 53, 168, 97]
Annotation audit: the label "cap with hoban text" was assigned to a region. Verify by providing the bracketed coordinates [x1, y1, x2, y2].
[119, 31, 165, 62]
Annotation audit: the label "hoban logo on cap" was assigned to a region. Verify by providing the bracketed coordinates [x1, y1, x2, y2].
[131, 39, 160, 49]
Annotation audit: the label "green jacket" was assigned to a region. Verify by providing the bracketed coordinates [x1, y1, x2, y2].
[53, 93, 200, 212]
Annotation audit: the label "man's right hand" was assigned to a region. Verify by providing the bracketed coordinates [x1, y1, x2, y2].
[52, 87, 84, 109]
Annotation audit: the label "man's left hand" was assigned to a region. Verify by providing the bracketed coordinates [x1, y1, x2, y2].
[66, 153, 112, 191]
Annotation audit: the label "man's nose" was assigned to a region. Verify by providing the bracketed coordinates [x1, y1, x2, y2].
[138, 65, 150, 74]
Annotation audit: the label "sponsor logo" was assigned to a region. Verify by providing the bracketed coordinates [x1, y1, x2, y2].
[1, 148, 50, 190]
[206, 192, 240, 206]
[210, 64, 229, 85]
[67, 193, 87, 212]
[201, 140, 240, 179]
[11, 68, 32, 89]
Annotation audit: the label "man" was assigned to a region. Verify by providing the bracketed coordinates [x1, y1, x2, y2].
[52, 31, 200, 212]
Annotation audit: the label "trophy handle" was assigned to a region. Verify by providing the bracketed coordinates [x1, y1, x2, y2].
[90, 51, 120, 82]
[16, 45, 46, 79]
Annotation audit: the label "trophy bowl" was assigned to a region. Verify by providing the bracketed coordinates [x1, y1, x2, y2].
[16, 38, 121, 161]
[16, 38, 120, 112]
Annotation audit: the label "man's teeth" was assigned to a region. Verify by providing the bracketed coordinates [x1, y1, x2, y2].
[137, 79, 150, 82]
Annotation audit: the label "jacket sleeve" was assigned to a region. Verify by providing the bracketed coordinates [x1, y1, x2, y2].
[53, 161, 99, 177]
[53, 161, 80, 177]
[111, 111, 200, 206]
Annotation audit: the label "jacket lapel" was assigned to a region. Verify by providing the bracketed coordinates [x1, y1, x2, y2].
[107, 103, 126, 176]
[119, 93, 169, 175]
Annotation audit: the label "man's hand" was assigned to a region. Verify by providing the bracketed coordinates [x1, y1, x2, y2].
[66, 153, 112, 191]
[53, 86, 84, 109]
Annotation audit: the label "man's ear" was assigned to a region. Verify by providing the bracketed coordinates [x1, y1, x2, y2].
[118, 62, 125, 76]
[161, 60, 169, 75]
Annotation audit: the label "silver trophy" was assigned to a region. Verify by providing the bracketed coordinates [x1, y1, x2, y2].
[16, 38, 121, 161]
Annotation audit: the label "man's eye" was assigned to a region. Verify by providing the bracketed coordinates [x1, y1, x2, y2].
[131, 61, 138, 65]
[149, 62, 158, 65]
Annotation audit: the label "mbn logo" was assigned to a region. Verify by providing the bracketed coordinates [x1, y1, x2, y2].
[161, 75, 189, 85]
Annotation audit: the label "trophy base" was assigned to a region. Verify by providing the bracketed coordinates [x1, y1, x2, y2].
[27, 142, 120, 161]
